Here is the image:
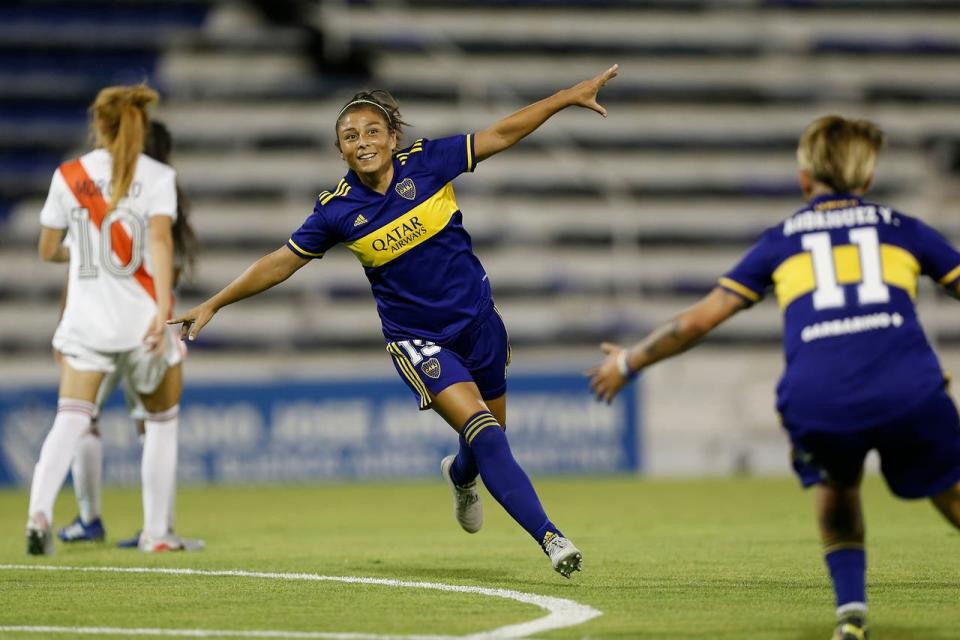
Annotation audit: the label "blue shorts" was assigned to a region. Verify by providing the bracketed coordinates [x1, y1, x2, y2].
[788, 388, 960, 499]
[386, 305, 511, 410]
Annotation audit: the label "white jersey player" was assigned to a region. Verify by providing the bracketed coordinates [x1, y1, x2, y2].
[56, 120, 203, 551]
[44, 148, 179, 356]
[28, 83, 186, 554]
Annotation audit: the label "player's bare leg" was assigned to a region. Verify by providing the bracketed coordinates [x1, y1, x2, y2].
[433, 382, 581, 577]
[816, 481, 868, 640]
[27, 364, 105, 555]
[486, 393, 507, 429]
[931, 481, 960, 529]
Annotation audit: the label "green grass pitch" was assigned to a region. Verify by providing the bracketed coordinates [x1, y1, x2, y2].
[0, 475, 958, 639]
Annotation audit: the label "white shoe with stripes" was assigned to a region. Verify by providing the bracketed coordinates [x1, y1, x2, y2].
[440, 455, 483, 534]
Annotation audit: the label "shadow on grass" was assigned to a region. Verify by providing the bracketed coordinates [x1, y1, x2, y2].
[795, 624, 953, 640]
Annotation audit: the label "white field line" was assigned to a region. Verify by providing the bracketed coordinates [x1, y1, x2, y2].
[0, 564, 602, 640]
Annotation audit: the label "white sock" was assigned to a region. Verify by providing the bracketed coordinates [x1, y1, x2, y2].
[141, 406, 178, 539]
[72, 430, 103, 523]
[28, 399, 95, 527]
[168, 479, 176, 533]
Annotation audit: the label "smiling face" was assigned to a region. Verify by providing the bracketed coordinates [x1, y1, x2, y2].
[336, 107, 397, 182]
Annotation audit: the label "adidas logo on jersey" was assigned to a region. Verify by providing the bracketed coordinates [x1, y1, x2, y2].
[353, 214, 369, 227]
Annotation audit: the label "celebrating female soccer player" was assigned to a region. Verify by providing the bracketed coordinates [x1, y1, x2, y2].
[29, 85, 188, 554]
[588, 115, 960, 637]
[169, 64, 618, 577]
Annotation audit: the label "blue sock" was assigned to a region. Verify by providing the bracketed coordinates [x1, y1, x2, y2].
[825, 546, 866, 610]
[449, 433, 479, 486]
[463, 411, 561, 545]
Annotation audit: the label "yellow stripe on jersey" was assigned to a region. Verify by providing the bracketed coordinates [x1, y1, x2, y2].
[345, 183, 459, 268]
[880, 244, 920, 298]
[773, 252, 814, 309]
[396, 142, 424, 166]
[396, 139, 423, 160]
[466, 134, 474, 172]
[939, 264, 960, 286]
[320, 180, 350, 205]
[287, 239, 324, 258]
[773, 243, 920, 310]
[717, 277, 761, 302]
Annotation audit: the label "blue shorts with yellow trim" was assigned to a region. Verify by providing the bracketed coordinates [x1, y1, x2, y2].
[787, 388, 960, 498]
[386, 305, 510, 410]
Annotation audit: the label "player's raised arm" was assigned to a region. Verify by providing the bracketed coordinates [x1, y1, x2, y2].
[587, 287, 748, 404]
[473, 64, 618, 163]
[168, 246, 308, 341]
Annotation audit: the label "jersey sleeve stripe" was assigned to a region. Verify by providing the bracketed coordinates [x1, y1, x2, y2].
[466, 134, 475, 172]
[287, 239, 324, 258]
[718, 277, 761, 302]
[320, 180, 350, 205]
[939, 264, 960, 286]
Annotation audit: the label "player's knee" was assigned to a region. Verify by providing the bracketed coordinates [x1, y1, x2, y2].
[931, 481, 960, 528]
[819, 505, 863, 540]
[818, 487, 863, 539]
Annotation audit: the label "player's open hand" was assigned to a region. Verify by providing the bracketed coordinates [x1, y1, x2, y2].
[143, 314, 168, 355]
[585, 341, 630, 404]
[167, 303, 216, 341]
[566, 64, 619, 117]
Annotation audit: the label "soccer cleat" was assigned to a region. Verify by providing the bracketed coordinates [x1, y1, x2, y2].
[26, 513, 54, 556]
[542, 532, 582, 578]
[138, 532, 185, 553]
[117, 530, 142, 549]
[58, 515, 106, 543]
[177, 534, 206, 551]
[440, 454, 483, 533]
[137, 531, 205, 553]
[831, 612, 868, 640]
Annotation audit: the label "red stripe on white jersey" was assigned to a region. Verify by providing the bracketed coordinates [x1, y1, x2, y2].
[58, 159, 158, 302]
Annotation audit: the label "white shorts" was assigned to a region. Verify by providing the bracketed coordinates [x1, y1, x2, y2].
[94, 367, 147, 421]
[54, 325, 185, 408]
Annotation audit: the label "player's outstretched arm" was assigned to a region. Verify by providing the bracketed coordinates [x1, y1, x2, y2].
[587, 287, 748, 404]
[473, 64, 619, 163]
[168, 246, 308, 341]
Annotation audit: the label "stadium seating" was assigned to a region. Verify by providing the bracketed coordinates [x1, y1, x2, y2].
[2, 0, 960, 359]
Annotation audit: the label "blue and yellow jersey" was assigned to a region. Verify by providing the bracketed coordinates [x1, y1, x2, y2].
[720, 194, 960, 431]
[287, 134, 491, 342]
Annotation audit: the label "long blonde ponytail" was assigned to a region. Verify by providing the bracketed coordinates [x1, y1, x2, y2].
[90, 83, 159, 212]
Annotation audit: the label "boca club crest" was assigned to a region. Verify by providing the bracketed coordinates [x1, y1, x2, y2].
[421, 357, 441, 379]
[395, 178, 416, 200]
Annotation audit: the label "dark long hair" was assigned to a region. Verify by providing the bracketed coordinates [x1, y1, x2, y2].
[334, 90, 411, 148]
[143, 120, 199, 279]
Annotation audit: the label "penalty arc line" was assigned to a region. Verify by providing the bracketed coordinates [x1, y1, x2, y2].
[0, 564, 602, 640]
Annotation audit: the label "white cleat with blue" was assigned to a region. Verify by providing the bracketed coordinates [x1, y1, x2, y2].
[543, 532, 582, 578]
[440, 454, 483, 534]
